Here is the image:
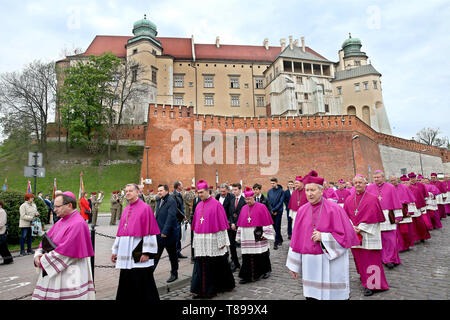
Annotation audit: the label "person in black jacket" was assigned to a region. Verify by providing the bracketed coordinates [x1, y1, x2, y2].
[229, 183, 246, 272]
[253, 183, 272, 213]
[284, 181, 294, 239]
[172, 181, 187, 259]
[215, 183, 234, 223]
[153, 184, 179, 283]
[267, 178, 285, 250]
[190, 192, 201, 263]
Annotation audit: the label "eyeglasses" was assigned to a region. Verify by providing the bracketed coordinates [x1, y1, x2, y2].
[53, 203, 68, 209]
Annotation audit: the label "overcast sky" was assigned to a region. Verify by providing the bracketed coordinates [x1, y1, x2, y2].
[0, 0, 449, 141]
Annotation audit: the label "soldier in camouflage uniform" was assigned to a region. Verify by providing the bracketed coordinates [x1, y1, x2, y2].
[182, 187, 195, 222]
[148, 189, 157, 213]
[117, 188, 125, 220]
[110, 191, 121, 225]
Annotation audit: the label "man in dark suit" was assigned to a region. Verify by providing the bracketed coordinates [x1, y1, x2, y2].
[215, 183, 234, 222]
[172, 181, 187, 259]
[190, 191, 201, 263]
[153, 184, 179, 283]
[253, 183, 272, 213]
[229, 183, 246, 272]
[284, 181, 294, 239]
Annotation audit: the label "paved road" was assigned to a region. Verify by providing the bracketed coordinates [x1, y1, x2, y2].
[160, 213, 450, 300]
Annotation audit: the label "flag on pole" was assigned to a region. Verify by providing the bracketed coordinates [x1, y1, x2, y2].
[52, 178, 57, 200]
[27, 180, 32, 194]
[1, 178, 7, 192]
[78, 172, 84, 200]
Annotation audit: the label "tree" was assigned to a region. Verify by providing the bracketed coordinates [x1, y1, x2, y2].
[415, 127, 449, 148]
[58, 53, 121, 152]
[104, 58, 148, 157]
[0, 60, 57, 163]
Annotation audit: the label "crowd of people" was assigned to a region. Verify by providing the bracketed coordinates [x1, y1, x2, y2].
[1, 169, 448, 300]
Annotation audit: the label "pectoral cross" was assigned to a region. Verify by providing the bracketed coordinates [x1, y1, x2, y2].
[378, 195, 382, 201]
[200, 216, 204, 224]
[248, 217, 251, 223]
[354, 209, 358, 215]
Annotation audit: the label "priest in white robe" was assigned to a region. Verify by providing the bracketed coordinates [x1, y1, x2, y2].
[286, 173, 360, 300]
[32, 191, 95, 300]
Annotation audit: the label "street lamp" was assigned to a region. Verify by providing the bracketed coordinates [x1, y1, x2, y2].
[351, 135, 359, 176]
[419, 148, 427, 176]
[145, 146, 150, 194]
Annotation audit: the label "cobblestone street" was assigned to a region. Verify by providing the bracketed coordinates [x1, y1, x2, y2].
[161, 213, 449, 301]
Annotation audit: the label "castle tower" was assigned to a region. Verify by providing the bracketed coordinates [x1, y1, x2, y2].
[332, 34, 392, 135]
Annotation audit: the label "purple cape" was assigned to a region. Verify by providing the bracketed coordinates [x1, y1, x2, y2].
[424, 183, 440, 196]
[430, 180, 446, 194]
[191, 197, 229, 234]
[40, 210, 94, 259]
[393, 183, 416, 204]
[288, 188, 307, 211]
[408, 182, 427, 209]
[237, 202, 273, 227]
[366, 183, 402, 210]
[323, 188, 338, 201]
[116, 199, 160, 237]
[290, 199, 360, 255]
[336, 188, 351, 204]
[343, 190, 386, 226]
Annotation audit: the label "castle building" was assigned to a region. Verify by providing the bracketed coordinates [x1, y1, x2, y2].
[56, 15, 391, 135]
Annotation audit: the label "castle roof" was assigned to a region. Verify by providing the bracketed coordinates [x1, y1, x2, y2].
[333, 64, 381, 81]
[77, 35, 328, 63]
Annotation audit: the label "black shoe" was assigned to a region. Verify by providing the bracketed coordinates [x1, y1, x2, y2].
[231, 264, 240, 273]
[385, 263, 395, 269]
[288, 235, 292, 240]
[420, 239, 425, 243]
[262, 272, 271, 279]
[273, 244, 278, 250]
[190, 258, 195, 264]
[239, 279, 250, 284]
[178, 253, 187, 259]
[27, 250, 35, 255]
[20, 251, 27, 256]
[166, 274, 178, 283]
[364, 288, 374, 296]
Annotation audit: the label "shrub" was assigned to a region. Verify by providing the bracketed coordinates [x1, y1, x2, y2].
[0, 191, 48, 244]
[127, 145, 143, 157]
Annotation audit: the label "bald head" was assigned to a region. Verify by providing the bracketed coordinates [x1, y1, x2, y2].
[389, 176, 399, 186]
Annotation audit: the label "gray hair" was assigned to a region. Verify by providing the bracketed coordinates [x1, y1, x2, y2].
[219, 183, 228, 189]
[126, 184, 140, 191]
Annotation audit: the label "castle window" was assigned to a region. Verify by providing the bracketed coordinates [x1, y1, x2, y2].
[363, 81, 369, 90]
[230, 77, 240, 89]
[131, 66, 138, 83]
[151, 67, 157, 84]
[256, 96, 265, 107]
[337, 86, 342, 95]
[133, 49, 138, 54]
[204, 95, 214, 106]
[204, 76, 214, 88]
[373, 80, 378, 89]
[174, 95, 183, 105]
[174, 74, 184, 88]
[255, 77, 264, 89]
[304, 93, 308, 100]
[296, 76, 303, 85]
[325, 104, 329, 113]
[231, 95, 240, 107]
[354, 83, 360, 92]
[355, 60, 361, 66]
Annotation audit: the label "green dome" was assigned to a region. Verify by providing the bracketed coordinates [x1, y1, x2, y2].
[133, 14, 157, 37]
[342, 33, 367, 59]
[342, 35, 361, 49]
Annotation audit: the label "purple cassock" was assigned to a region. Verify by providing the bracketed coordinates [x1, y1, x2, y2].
[323, 188, 338, 201]
[343, 190, 389, 290]
[423, 183, 442, 230]
[41, 210, 94, 259]
[288, 188, 307, 212]
[116, 198, 160, 237]
[366, 182, 403, 265]
[393, 183, 416, 252]
[237, 202, 273, 227]
[430, 179, 448, 219]
[290, 198, 360, 255]
[408, 182, 431, 242]
[336, 188, 351, 204]
[191, 196, 230, 234]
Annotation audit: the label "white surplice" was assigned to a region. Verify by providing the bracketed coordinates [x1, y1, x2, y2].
[286, 232, 351, 300]
[32, 249, 95, 300]
[236, 225, 275, 254]
[112, 235, 158, 269]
